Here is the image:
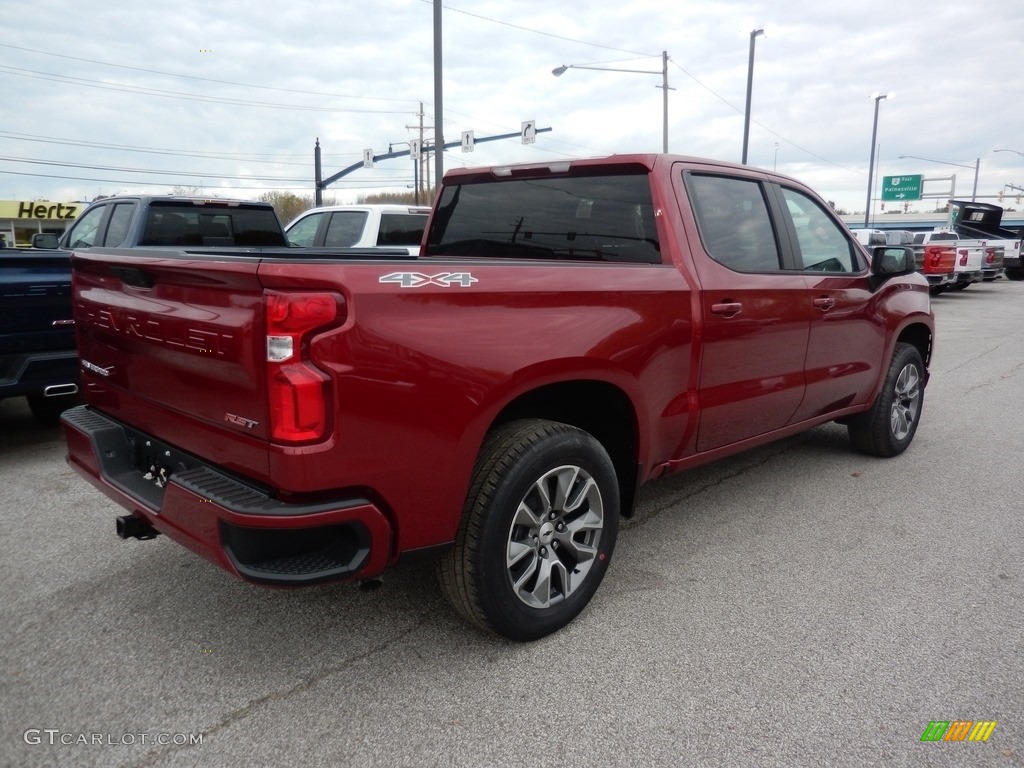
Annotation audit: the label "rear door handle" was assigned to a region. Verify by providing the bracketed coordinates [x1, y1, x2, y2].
[710, 302, 742, 317]
[812, 297, 835, 311]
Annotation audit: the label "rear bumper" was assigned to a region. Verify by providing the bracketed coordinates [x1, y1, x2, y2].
[0, 349, 78, 398]
[953, 269, 983, 285]
[60, 406, 393, 585]
[923, 273, 955, 287]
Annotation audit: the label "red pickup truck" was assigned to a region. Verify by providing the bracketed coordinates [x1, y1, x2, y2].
[61, 155, 934, 640]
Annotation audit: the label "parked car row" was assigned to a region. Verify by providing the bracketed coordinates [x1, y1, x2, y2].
[851, 226, 1006, 295]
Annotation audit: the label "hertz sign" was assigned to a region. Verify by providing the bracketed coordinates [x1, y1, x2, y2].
[0, 201, 84, 220]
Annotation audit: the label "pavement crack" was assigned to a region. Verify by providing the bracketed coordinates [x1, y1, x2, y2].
[123, 611, 432, 768]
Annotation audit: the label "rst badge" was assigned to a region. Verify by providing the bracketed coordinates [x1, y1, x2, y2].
[379, 272, 477, 288]
[224, 413, 259, 429]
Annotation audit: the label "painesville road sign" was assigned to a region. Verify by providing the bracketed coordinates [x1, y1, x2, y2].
[882, 175, 923, 201]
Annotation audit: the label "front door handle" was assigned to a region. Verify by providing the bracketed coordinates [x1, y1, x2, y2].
[812, 297, 836, 311]
[710, 302, 742, 317]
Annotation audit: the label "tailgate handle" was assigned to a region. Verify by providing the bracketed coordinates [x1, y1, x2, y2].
[710, 302, 742, 317]
[111, 266, 155, 288]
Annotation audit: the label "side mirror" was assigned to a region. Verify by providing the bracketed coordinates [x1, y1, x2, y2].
[31, 233, 60, 249]
[871, 246, 915, 278]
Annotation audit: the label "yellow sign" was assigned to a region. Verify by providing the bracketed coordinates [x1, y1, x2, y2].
[0, 200, 84, 220]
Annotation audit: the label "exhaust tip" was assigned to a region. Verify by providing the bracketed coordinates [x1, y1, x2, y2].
[43, 383, 79, 397]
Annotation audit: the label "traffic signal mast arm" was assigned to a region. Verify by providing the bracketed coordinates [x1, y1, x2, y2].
[317, 127, 553, 191]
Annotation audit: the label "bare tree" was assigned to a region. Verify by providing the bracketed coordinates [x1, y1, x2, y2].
[357, 189, 436, 205]
[258, 191, 338, 223]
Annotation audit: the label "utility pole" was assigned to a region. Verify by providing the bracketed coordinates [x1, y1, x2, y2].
[433, 1, 444, 196]
[405, 102, 426, 201]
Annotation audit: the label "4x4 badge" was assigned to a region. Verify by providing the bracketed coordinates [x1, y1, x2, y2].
[379, 271, 477, 288]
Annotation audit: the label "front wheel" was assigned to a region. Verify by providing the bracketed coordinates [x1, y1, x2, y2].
[847, 342, 925, 457]
[437, 419, 619, 641]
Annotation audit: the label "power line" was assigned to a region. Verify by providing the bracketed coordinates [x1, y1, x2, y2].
[0, 66, 415, 114]
[0, 42, 422, 105]
[0, 131, 342, 166]
[0, 155, 411, 183]
[433, 3, 863, 175]
[0, 169, 412, 191]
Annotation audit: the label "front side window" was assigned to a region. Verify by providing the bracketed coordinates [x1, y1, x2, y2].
[65, 204, 107, 249]
[687, 174, 781, 272]
[286, 212, 324, 247]
[782, 187, 859, 273]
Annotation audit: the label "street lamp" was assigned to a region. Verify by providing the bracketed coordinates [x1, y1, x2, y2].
[552, 52, 671, 153]
[898, 154, 979, 202]
[864, 93, 889, 228]
[994, 148, 1024, 159]
[741, 28, 765, 166]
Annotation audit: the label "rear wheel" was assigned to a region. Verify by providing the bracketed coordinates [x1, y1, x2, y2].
[847, 342, 924, 457]
[437, 419, 619, 641]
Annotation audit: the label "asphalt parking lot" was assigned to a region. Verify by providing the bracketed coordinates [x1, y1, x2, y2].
[2, 280, 1022, 768]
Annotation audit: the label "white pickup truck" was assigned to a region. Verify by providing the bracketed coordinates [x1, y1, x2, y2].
[912, 230, 993, 291]
[285, 204, 430, 254]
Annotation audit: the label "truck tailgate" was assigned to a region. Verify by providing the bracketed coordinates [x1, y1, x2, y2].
[0, 253, 74, 354]
[72, 251, 271, 478]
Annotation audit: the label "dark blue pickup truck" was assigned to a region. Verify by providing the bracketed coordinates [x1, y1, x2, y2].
[0, 250, 79, 424]
[1, 195, 289, 424]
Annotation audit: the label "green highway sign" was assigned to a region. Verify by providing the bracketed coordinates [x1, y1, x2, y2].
[882, 174, 923, 201]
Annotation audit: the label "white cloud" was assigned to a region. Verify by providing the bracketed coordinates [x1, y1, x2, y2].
[2, 0, 1023, 211]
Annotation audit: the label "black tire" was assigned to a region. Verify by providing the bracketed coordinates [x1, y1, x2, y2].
[437, 419, 619, 641]
[928, 286, 946, 295]
[950, 282, 969, 291]
[847, 342, 924, 457]
[26, 393, 80, 427]
[1005, 268, 1023, 281]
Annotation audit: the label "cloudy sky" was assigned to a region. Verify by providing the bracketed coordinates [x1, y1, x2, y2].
[3, 0, 1023, 213]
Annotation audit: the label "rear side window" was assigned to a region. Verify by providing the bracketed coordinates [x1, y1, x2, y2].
[140, 206, 286, 247]
[324, 211, 369, 247]
[427, 173, 660, 263]
[377, 213, 427, 247]
[688, 174, 781, 271]
[103, 202, 135, 247]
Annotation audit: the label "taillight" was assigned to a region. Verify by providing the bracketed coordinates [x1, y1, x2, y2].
[958, 249, 968, 266]
[985, 247, 995, 264]
[265, 291, 341, 443]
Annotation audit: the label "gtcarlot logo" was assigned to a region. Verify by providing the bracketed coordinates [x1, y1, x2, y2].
[23, 729, 204, 746]
[920, 720, 997, 742]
